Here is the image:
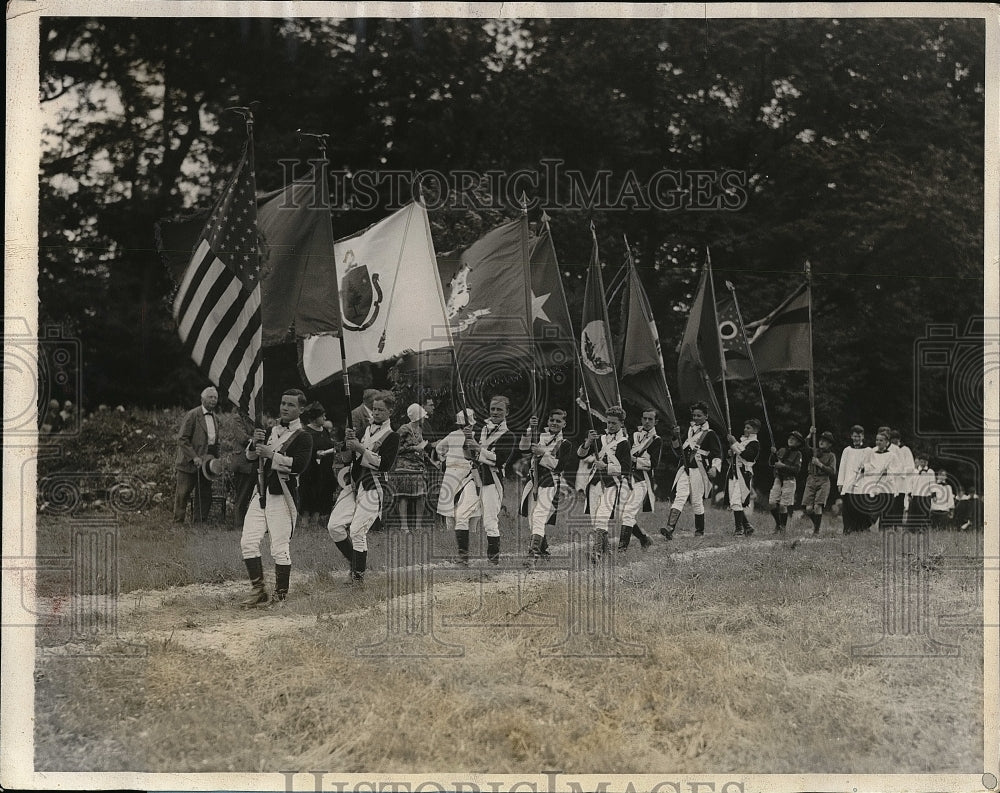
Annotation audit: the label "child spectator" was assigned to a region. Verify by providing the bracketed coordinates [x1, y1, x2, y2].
[908, 453, 935, 529]
[768, 430, 803, 534]
[929, 469, 955, 530]
[801, 429, 837, 534]
[837, 425, 869, 534]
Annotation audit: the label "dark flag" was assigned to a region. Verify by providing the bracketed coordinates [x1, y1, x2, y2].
[739, 282, 811, 374]
[172, 143, 262, 418]
[579, 233, 621, 414]
[256, 162, 341, 350]
[529, 225, 577, 377]
[619, 254, 677, 429]
[676, 259, 726, 429]
[716, 295, 754, 380]
[438, 218, 534, 393]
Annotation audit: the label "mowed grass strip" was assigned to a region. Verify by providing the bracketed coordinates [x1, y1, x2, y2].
[35, 528, 984, 774]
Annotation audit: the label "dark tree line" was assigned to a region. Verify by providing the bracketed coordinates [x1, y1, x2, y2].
[39, 16, 985, 457]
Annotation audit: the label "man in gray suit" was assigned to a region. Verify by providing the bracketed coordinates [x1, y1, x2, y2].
[173, 386, 220, 524]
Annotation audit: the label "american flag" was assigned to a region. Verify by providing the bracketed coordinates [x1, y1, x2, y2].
[173, 144, 263, 419]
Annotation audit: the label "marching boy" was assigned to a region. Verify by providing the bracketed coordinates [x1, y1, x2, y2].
[726, 418, 761, 536]
[908, 453, 936, 528]
[239, 389, 314, 606]
[578, 405, 631, 563]
[519, 408, 574, 562]
[664, 401, 722, 539]
[327, 392, 400, 584]
[768, 430, 804, 534]
[801, 429, 837, 534]
[618, 408, 663, 553]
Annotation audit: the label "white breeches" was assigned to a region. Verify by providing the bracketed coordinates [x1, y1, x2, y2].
[241, 489, 296, 565]
[328, 485, 382, 552]
[672, 468, 707, 515]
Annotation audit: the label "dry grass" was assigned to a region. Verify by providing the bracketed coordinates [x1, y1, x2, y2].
[33, 498, 984, 775]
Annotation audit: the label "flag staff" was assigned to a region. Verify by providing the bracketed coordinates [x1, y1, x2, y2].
[593, 221, 622, 403]
[227, 104, 266, 498]
[519, 194, 538, 422]
[298, 130, 353, 440]
[724, 280, 775, 446]
[623, 233, 677, 414]
[542, 212, 596, 436]
[417, 183, 470, 421]
[805, 261, 817, 451]
[706, 247, 731, 436]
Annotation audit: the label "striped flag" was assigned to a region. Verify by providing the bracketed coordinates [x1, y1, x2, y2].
[741, 282, 811, 374]
[173, 143, 263, 418]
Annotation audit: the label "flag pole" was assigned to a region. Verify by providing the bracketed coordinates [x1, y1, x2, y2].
[299, 130, 352, 439]
[706, 247, 731, 436]
[624, 233, 677, 411]
[543, 213, 596, 435]
[228, 104, 268, 499]
[418, 184, 470, 421]
[805, 261, 817, 450]
[725, 280, 775, 446]
[520, 194, 538, 422]
[593, 221, 622, 406]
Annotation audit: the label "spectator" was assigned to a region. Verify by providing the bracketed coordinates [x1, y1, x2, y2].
[173, 386, 219, 524]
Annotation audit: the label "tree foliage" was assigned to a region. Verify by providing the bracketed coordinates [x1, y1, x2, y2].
[39, 15, 985, 453]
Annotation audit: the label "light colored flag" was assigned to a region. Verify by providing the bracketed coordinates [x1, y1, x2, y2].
[172, 143, 262, 418]
[301, 202, 451, 385]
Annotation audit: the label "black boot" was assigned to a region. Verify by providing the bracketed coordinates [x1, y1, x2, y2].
[632, 524, 652, 550]
[771, 508, 783, 533]
[733, 511, 745, 536]
[241, 557, 269, 607]
[334, 538, 354, 563]
[811, 512, 822, 534]
[743, 512, 755, 536]
[351, 550, 367, 583]
[618, 525, 633, 552]
[455, 530, 470, 566]
[487, 535, 500, 565]
[274, 563, 291, 602]
[778, 510, 788, 532]
[659, 508, 680, 540]
[526, 533, 543, 566]
[694, 513, 705, 536]
[539, 535, 550, 558]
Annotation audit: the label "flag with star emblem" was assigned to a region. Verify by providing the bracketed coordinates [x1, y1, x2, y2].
[529, 224, 577, 377]
[173, 142, 262, 419]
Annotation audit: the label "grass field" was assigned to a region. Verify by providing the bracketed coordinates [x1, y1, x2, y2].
[31, 490, 985, 776]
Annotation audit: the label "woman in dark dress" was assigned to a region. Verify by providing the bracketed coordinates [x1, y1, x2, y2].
[299, 402, 337, 527]
[389, 403, 430, 533]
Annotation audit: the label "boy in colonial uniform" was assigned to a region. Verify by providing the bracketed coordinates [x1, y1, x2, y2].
[663, 401, 722, 539]
[726, 418, 761, 536]
[519, 408, 574, 562]
[328, 392, 400, 583]
[240, 389, 314, 606]
[462, 395, 516, 565]
[578, 405, 631, 563]
[618, 408, 663, 553]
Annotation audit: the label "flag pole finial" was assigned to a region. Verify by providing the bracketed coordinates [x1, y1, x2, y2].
[519, 192, 528, 216]
[226, 103, 259, 135]
[297, 129, 329, 157]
